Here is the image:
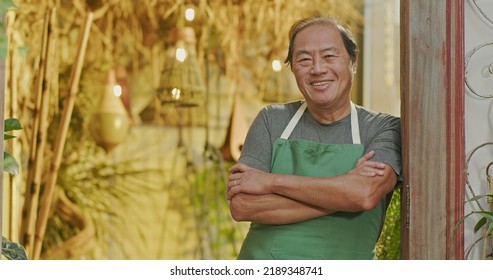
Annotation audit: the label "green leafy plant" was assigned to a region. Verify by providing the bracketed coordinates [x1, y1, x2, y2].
[375, 188, 401, 260]
[2, 118, 27, 260]
[2, 236, 27, 260]
[457, 194, 493, 259]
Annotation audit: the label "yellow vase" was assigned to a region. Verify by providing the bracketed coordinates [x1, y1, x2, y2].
[90, 69, 130, 152]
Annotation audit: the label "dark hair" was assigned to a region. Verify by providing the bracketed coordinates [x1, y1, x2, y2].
[284, 15, 359, 67]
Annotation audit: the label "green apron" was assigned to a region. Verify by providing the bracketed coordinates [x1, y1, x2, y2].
[237, 102, 385, 260]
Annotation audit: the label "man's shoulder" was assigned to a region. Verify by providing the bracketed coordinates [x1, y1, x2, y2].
[261, 100, 304, 117]
[356, 105, 400, 124]
[264, 100, 304, 110]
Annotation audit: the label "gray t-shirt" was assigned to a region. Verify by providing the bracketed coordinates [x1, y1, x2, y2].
[239, 100, 402, 179]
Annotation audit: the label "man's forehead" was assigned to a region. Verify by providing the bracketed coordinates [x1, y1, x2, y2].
[293, 25, 345, 52]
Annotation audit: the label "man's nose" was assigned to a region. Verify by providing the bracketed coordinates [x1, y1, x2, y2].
[310, 58, 327, 74]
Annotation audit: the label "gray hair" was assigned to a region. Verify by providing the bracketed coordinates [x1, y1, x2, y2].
[284, 15, 359, 67]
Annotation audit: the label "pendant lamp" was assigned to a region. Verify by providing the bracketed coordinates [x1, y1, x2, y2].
[90, 69, 130, 152]
[159, 26, 205, 107]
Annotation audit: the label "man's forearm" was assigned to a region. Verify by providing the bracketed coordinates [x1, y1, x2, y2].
[271, 165, 397, 212]
[227, 153, 397, 217]
[229, 193, 334, 225]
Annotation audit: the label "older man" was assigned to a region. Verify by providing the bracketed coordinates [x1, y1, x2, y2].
[227, 15, 401, 260]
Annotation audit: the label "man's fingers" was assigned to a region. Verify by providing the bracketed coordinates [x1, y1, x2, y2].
[363, 161, 386, 169]
[365, 167, 384, 176]
[228, 165, 240, 173]
[363, 151, 375, 160]
[227, 185, 240, 200]
[228, 163, 249, 173]
[357, 151, 375, 164]
[361, 164, 385, 176]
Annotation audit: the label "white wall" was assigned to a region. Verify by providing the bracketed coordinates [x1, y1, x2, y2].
[464, 0, 493, 260]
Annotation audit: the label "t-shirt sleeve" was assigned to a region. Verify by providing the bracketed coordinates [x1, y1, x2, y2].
[238, 108, 273, 173]
[364, 115, 402, 181]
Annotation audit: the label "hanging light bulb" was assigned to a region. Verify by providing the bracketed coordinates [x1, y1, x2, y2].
[185, 8, 195, 22]
[90, 69, 131, 152]
[175, 47, 187, 62]
[271, 59, 282, 72]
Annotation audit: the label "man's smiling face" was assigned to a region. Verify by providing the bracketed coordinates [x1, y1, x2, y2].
[291, 23, 356, 110]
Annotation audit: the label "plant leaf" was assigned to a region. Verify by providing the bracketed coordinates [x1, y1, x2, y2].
[4, 118, 22, 131]
[475, 211, 493, 222]
[474, 217, 487, 233]
[2, 236, 28, 260]
[454, 211, 475, 229]
[466, 194, 493, 202]
[4, 134, 15, 140]
[3, 151, 20, 175]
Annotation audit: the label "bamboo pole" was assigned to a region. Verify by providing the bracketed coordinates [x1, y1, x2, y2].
[19, 5, 49, 248]
[26, 6, 58, 258]
[32, 12, 93, 260]
[6, 8, 18, 241]
[20, 8, 56, 256]
[0, 15, 6, 261]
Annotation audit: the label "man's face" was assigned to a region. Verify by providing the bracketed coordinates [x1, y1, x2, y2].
[291, 23, 356, 109]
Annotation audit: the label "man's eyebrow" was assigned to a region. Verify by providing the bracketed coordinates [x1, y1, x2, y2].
[321, 46, 340, 53]
[293, 49, 311, 57]
[294, 46, 340, 57]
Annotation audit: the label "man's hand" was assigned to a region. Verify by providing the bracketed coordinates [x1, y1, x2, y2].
[227, 163, 274, 200]
[349, 151, 386, 177]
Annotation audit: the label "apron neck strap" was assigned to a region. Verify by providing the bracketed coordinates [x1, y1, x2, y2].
[280, 101, 307, 139]
[280, 101, 361, 145]
[350, 102, 361, 144]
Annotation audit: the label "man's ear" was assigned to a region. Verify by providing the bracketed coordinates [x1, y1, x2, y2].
[351, 60, 358, 74]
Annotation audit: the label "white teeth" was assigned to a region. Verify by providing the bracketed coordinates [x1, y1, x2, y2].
[312, 81, 330, 86]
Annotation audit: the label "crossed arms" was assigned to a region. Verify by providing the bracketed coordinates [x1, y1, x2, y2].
[227, 151, 398, 225]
